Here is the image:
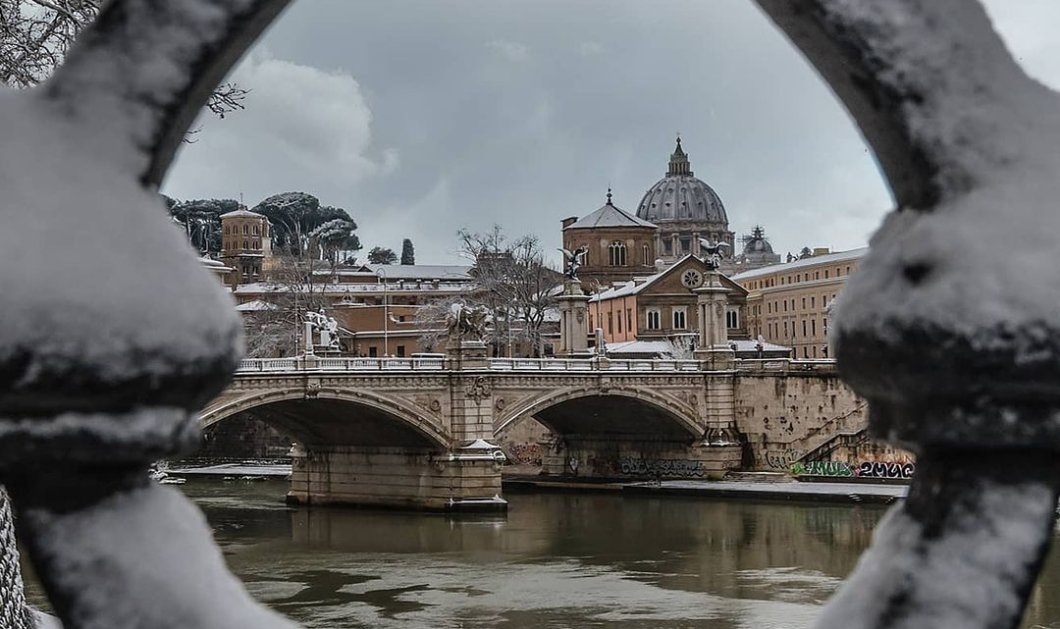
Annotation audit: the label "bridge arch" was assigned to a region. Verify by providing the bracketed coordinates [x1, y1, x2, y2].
[199, 388, 450, 449]
[495, 386, 703, 440]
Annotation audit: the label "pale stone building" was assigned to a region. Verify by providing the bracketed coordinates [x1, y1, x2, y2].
[732, 247, 866, 359]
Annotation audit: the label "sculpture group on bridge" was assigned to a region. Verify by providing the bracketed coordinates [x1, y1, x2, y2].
[445, 302, 491, 342]
[305, 308, 340, 351]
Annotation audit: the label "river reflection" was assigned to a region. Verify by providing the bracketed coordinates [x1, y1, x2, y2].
[22, 479, 1060, 627]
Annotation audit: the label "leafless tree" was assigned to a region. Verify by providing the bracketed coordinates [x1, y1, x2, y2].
[242, 236, 347, 358]
[0, 0, 248, 117]
[457, 226, 561, 357]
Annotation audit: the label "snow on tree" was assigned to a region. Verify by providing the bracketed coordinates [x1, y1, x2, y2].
[367, 246, 398, 265]
[252, 192, 360, 258]
[167, 197, 242, 255]
[0, 0, 249, 118]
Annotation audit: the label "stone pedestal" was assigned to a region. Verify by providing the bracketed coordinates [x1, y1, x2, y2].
[446, 339, 489, 370]
[557, 280, 591, 357]
[691, 269, 741, 476]
[693, 269, 735, 369]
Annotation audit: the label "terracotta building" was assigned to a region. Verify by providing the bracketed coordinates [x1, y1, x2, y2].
[587, 254, 749, 348]
[219, 207, 274, 285]
[732, 247, 866, 359]
[561, 190, 658, 292]
[233, 264, 475, 357]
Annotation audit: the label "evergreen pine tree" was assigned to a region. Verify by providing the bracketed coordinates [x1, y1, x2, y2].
[401, 239, 415, 265]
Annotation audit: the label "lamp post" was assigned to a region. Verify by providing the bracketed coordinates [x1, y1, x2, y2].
[376, 266, 389, 357]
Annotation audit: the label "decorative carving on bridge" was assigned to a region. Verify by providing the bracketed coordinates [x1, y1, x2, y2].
[465, 377, 492, 405]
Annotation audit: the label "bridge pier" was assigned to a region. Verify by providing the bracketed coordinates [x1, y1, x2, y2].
[287, 443, 505, 512]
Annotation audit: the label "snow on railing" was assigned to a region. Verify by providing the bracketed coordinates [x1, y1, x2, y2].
[236, 356, 703, 373]
[237, 357, 445, 372]
[3, 1, 1056, 629]
[487, 358, 701, 372]
[734, 358, 838, 374]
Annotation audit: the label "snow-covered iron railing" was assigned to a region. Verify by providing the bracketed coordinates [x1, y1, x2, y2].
[0, 2, 1055, 629]
[0, 0, 297, 627]
[752, 1, 1060, 628]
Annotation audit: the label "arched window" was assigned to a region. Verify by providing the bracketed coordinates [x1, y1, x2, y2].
[642, 244, 649, 265]
[242, 240, 248, 249]
[224, 225, 229, 235]
[646, 308, 661, 330]
[672, 307, 687, 330]
[254, 240, 260, 249]
[608, 241, 626, 266]
[726, 309, 740, 329]
[242, 224, 249, 234]
[253, 225, 260, 235]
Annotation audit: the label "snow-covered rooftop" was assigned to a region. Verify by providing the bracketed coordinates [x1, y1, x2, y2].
[234, 300, 278, 312]
[234, 281, 474, 295]
[729, 247, 868, 282]
[364, 264, 472, 281]
[730, 339, 791, 353]
[565, 200, 657, 230]
[219, 208, 264, 219]
[605, 340, 672, 355]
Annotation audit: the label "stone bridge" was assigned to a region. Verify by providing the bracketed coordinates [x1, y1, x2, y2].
[200, 342, 863, 511]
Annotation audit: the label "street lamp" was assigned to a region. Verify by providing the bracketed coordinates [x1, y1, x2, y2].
[376, 266, 389, 357]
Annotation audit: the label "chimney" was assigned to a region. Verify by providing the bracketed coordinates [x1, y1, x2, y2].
[561, 216, 578, 229]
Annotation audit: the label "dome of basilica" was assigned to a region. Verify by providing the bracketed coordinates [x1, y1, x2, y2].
[742, 226, 775, 256]
[636, 138, 728, 225]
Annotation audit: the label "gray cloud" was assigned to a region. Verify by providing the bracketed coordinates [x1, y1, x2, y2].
[162, 0, 1060, 265]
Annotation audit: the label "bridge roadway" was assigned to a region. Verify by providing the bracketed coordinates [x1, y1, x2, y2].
[200, 344, 847, 511]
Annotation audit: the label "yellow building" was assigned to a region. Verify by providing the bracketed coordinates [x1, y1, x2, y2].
[731, 247, 866, 359]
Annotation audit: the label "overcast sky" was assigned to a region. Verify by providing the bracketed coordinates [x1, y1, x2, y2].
[162, 0, 1060, 266]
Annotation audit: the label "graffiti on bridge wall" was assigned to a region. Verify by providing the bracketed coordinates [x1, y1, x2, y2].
[792, 460, 916, 479]
[794, 461, 853, 477]
[620, 458, 706, 477]
[765, 450, 804, 470]
[507, 443, 542, 466]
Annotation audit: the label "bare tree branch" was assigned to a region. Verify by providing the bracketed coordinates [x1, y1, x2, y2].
[1, 0, 250, 134]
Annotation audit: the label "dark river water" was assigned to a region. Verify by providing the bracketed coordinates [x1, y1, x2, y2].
[22, 478, 1060, 627]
